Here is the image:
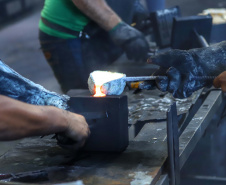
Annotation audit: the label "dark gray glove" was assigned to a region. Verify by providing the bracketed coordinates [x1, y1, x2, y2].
[132, 0, 149, 30]
[109, 22, 149, 61]
[148, 41, 226, 98]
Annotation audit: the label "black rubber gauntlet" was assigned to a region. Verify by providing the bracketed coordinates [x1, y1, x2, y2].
[148, 41, 226, 98]
[109, 22, 149, 61]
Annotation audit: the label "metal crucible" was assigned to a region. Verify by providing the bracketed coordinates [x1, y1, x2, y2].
[65, 90, 129, 152]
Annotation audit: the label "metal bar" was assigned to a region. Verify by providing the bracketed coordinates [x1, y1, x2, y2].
[125, 76, 167, 81]
[187, 175, 226, 182]
[171, 103, 180, 185]
[178, 96, 205, 136]
[167, 102, 180, 185]
[193, 29, 209, 47]
[158, 90, 225, 185]
[179, 90, 225, 169]
[167, 103, 175, 185]
[155, 175, 169, 185]
[124, 76, 216, 82]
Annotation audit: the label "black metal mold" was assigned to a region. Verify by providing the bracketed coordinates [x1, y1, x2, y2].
[171, 15, 212, 50]
[67, 90, 129, 152]
[150, 6, 181, 48]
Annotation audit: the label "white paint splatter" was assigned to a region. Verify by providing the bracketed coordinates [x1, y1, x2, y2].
[55, 180, 84, 185]
[129, 171, 153, 185]
[192, 117, 203, 122]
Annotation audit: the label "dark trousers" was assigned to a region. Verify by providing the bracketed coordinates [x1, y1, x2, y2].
[39, 30, 122, 93]
[39, 30, 87, 93]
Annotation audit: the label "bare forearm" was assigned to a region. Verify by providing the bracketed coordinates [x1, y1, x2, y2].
[72, 0, 121, 30]
[0, 96, 68, 141]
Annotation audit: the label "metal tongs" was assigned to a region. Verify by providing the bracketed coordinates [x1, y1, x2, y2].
[115, 75, 216, 82]
[101, 75, 216, 95]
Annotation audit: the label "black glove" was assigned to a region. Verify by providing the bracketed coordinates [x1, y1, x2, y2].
[147, 41, 226, 98]
[109, 22, 149, 61]
[132, 0, 150, 30]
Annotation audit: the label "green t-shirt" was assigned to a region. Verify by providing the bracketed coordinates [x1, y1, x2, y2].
[39, 0, 90, 39]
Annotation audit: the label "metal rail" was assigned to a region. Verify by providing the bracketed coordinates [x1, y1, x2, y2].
[161, 90, 225, 185]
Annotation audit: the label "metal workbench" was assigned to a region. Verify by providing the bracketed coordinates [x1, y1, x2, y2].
[0, 88, 225, 185]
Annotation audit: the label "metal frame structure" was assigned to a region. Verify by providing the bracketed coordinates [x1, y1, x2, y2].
[163, 90, 226, 185]
[167, 102, 180, 185]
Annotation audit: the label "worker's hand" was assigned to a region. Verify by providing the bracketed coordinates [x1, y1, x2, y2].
[109, 22, 149, 61]
[57, 112, 90, 150]
[132, 0, 150, 31]
[213, 71, 226, 92]
[148, 41, 226, 98]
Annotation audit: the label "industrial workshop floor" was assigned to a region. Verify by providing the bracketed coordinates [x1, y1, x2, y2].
[0, 0, 226, 185]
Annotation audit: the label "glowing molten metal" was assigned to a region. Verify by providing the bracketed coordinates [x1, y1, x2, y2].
[93, 85, 106, 97]
[88, 71, 125, 97]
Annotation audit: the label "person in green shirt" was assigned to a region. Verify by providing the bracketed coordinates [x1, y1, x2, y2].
[39, 0, 149, 93]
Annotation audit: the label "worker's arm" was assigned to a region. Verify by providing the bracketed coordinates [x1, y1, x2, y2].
[213, 71, 226, 92]
[0, 95, 89, 148]
[0, 60, 69, 109]
[148, 41, 226, 98]
[72, 0, 121, 31]
[72, 0, 149, 61]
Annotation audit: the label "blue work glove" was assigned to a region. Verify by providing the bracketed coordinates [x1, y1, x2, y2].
[147, 41, 226, 98]
[109, 22, 149, 62]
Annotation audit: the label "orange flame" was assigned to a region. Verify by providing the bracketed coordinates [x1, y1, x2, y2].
[93, 85, 106, 97]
